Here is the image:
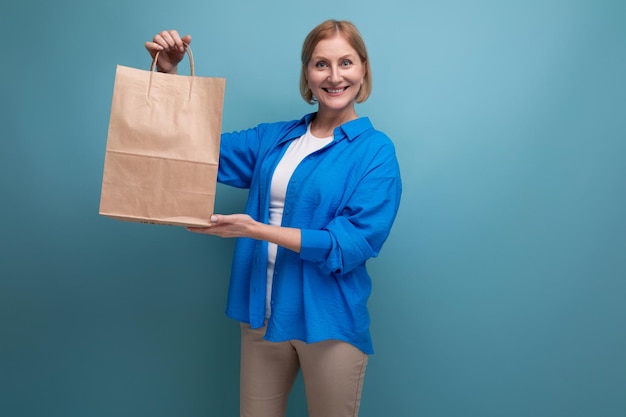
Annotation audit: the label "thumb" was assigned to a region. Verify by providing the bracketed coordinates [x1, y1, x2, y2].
[182, 34, 192, 46]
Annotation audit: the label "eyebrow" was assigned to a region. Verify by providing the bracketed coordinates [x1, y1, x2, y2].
[311, 53, 357, 61]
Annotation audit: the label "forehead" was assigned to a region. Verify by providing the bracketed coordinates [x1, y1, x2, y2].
[311, 35, 358, 58]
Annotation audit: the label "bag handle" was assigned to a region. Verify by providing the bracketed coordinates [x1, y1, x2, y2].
[147, 43, 195, 101]
[149, 43, 195, 76]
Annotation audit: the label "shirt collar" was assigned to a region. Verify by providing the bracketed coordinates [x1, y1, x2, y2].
[301, 113, 373, 142]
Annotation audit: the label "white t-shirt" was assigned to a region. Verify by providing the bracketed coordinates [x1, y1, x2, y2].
[266, 124, 333, 316]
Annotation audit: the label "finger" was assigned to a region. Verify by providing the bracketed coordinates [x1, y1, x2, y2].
[181, 34, 192, 49]
[144, 41, 164, 57]
[186, 226, 213, 233]
[164, 29, 186, 52]
[144, 41, 164, 50]
[152, 34, 171, 51]
[172, 32, 191, 53]
[154, 31, 177, 51]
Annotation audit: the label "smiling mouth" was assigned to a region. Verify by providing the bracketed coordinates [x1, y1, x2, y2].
[323, 87, 348, 94]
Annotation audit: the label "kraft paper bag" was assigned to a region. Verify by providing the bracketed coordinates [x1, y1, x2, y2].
[99, 46, 225, 227]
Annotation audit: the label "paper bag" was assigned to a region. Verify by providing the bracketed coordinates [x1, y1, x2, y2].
[99, 46, 225, 227]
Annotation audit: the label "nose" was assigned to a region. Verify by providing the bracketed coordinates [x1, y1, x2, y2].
[328, 65, 342, 83]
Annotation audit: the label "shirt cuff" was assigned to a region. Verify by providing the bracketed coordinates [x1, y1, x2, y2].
[300, 229, 332, 262]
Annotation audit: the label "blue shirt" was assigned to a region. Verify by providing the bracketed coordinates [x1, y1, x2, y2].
[218, 113, 402, 354]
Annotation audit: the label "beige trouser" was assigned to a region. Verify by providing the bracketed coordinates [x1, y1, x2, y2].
[240, 323, 368, 417]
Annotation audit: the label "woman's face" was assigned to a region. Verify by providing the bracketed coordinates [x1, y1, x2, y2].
[306, 34, 366, 117]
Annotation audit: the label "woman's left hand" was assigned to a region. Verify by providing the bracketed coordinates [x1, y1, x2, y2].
[187, 213, 302, 253]
[187, 214, 257, 238]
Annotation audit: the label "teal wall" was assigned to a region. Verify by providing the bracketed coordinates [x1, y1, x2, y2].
[1, 1, 625, 416]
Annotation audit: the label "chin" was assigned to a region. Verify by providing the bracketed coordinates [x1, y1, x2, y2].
[320, 101, 354, 112]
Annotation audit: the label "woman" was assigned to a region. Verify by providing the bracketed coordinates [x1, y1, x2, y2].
[146, 19, 402, 417]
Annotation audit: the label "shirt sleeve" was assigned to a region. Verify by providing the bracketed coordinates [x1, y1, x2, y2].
[300, 139, 402, 276]
[217, 125, 265, 188]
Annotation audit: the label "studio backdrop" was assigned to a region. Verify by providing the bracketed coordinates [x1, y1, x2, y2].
[1, 1, 625, 416]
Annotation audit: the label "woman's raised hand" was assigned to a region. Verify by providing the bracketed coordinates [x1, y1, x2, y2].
[144, 30, 192, 74]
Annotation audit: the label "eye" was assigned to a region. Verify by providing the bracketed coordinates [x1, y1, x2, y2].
[315, 61, 328, 69]
[341, 59, 353, 67]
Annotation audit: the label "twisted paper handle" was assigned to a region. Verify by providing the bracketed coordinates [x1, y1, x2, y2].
[147, 43, 195, 100]
[150, 43, 195, 76]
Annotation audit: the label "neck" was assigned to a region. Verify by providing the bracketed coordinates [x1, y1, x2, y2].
[311, 109, 358, 137]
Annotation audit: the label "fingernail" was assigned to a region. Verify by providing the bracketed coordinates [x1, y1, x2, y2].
[210, 215, 218, 222]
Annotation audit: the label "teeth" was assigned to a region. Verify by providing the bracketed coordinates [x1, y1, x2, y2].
[327, 89, 344, 93]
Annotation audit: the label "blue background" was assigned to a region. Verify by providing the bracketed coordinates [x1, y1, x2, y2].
[1, 1, 625, 416]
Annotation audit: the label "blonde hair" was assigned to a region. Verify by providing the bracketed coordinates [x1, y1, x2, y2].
[299, 20, 372, 104]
